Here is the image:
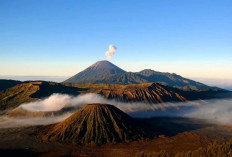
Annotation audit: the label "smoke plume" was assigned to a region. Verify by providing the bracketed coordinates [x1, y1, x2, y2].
[105, 45, 117, 60]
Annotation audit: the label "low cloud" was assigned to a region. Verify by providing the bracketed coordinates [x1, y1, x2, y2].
[20, 94, 232, 124]
[21, 94, 71, 111]
[186, 99, 232, 124]
[21, 93, 194, 113]
[1, 93, 232, 128]
[0, 114, 71, 128]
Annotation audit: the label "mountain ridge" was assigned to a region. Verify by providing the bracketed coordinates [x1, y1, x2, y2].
[64, 61, 222, 91]
[1, 81, 230, 112]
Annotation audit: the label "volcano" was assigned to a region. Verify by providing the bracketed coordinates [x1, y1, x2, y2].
[64, 60, 126, 83]
[38, 103, 146, 145]
[63, 60, 222, 91]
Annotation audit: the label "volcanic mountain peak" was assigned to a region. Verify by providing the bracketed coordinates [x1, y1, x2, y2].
[89, 60, 125, 71]
[63, 60, 126, 83]
[38, 103, 146, 145]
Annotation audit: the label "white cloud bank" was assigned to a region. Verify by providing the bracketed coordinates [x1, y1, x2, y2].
[20, 93, 194, 113]
[1, 93, 232, 128]
[20, 93, 232, 124]
[186, 99, 232, 124]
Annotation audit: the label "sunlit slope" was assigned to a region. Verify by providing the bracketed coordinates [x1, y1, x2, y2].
[65, 82, 229, 103]
[0, 82, 80, 110]
[0, 82, 40, 110]
[77, 82, 189, 103]
[38, 103, 147, 145]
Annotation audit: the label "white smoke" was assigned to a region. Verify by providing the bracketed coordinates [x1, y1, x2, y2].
[105, 45, 117, 60]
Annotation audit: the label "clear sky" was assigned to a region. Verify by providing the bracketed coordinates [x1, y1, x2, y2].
[0, 0, 232, 81]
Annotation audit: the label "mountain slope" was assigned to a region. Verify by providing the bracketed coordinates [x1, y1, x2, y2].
[90, 83, 189, 104]
[0, 81, 80, 110]
[38, 103, 147, 145]
[137, 69, 216, 91]
[94, 72, 148, 84]
[0, 82, 40, 110]
[64, 60, 126, 83]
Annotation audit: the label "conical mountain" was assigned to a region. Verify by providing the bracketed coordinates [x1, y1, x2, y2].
[64, 60, 126, 83]
[38, 103, 146, 145]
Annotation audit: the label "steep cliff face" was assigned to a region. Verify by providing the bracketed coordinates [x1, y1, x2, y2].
[38, 104, 146, 145]
[97, 83, 188, 103]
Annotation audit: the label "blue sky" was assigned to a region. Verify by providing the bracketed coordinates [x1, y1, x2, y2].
[0, 0, 232, 81]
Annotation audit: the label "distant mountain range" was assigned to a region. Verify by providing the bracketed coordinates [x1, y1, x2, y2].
[64, 60, 221, 91]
